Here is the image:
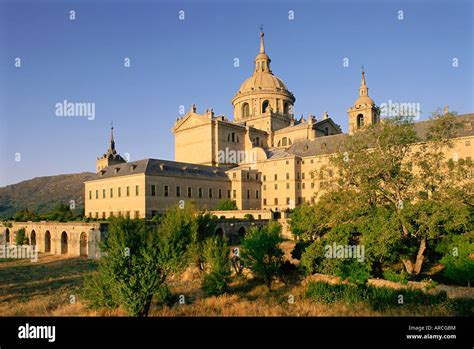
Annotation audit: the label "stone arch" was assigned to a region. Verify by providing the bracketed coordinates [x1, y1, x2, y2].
[242, 102, 250, 118]
[80, 232, 88, 257]
[238, 226, 246, 239]
[60, 231, 68, 255]
[30, 230, 36, 246]
[44, 231, 51, 253]
[262, 100, 270, 113]
[357, 114, 364, 129]
[5, 228, 10, 244]
[215, 227, 224, 238]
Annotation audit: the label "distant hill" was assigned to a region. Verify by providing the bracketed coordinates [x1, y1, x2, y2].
[0, 172, 95, 218]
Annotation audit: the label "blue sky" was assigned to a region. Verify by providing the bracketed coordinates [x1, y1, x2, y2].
[0, 0, 472, 186]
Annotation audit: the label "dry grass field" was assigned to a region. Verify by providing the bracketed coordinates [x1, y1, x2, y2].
[1, 252, 472, 317]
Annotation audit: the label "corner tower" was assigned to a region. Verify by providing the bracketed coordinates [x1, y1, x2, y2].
[232, 31, 295, 133]
[96, 124, 126, 172]
[347, 67, 379, 135]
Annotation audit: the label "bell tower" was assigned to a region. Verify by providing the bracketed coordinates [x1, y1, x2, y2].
[96, 123, 126, 172]
[347, 67, 379, 135]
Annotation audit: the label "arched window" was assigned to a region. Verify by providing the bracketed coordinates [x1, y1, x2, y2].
[262, 100, 270, 113]
[284, 102, 289, 115]
[357, 114, 364, 129]
[242, 103, 250, 118]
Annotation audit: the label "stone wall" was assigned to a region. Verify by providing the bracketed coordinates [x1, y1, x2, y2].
[0, 222, 106, 259]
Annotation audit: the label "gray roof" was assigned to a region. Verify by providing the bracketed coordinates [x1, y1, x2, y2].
[286, 113, 474, 158]
[86, 159, 230, 182]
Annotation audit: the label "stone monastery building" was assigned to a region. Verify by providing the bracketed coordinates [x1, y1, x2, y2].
[84, 31, 474, 219]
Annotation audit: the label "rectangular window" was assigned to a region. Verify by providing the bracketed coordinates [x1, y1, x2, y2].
[151, 185, 156, 196]
[263, 175, 266, 181]
[286, 183, 290, 189]
[199, 188, 203, 198]
[246, 173, 250, 180]
[286, 197, 290, 205]
[102, 212, 106, 219]
[118, 187, 121, 197]
[135, 185, 139, 196]
[218, 189, 222, 199]
[255, 174, 259, 181]
[297, 183, 300, 189]
[126, 186, 130, 196]
[110, 188, 113, 198]
[302, 183, 306, 189]
[274, 174, 278, 181]
[176, 186, 181, 197]
[187, 187, 192, 198]
[208, 188, 212, 198]
[95, 212, 99, 219]
[227, 190, 231, 198]
[247, 189, 250, 199]
[256, 190, 259, 199]
[102, 189, 105, 199]
[274, 184, 278, 190]
[302, 173, 305, 180]
[96, 190, 98, 199]
[89, 191, 92, 200]
[297, 173, 300, 180]
[274, 198, 278, 205]
[233, 190, 236, 199]
[311, 182, 315, 189]
[263, 198, 267, 205]
[164, 185, 169, 197]
[286, 173, 290, 180]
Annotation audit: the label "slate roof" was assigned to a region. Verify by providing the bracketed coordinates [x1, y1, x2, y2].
[284, 113, 474, 158]
[86, 159, 230, 182]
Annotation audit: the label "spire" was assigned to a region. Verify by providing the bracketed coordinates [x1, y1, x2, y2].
[259, 29, 265, 54]
[255, 29, 271, 73]
[108, 121, 116, 154]
[359, 65, 369, 97]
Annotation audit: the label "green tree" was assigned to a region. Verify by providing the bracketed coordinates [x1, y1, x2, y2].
[240, 221, 284, 290]
[15, 228, 27, 245]
[202, 236, 231, 296]
[440, 232, 474, 287]
[84, 205, 198, 316]
[214, 199, 238, 211]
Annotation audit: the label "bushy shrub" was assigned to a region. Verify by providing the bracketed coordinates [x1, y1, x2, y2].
[15, 228, 27, 245]
[306, 281, 447, 311]
[383, 269, 409, 285]
[440, 232, 474, 287]
[202, 236, 231, 296]
[241, 221, 284, 290]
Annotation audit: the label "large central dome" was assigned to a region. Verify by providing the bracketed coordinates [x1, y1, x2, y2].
[232, 31, 295, 124]
[238, 71, 289, 92]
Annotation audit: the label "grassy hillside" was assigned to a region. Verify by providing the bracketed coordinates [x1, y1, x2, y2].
[0, 172, 95, 219]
